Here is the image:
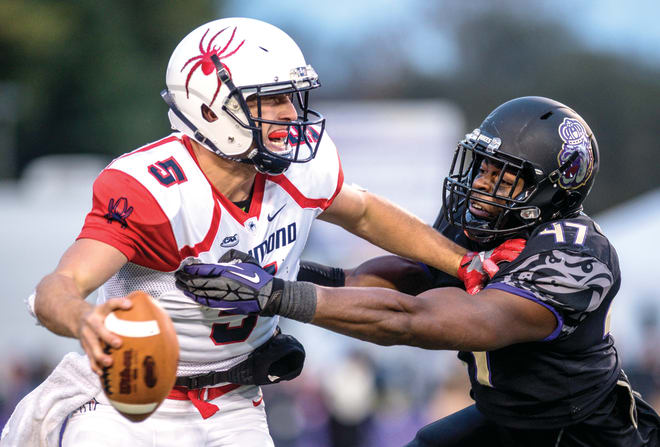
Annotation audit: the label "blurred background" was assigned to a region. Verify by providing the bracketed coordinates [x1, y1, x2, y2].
[1, 0, 659, 445]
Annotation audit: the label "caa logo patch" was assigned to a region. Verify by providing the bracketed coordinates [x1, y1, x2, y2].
[220, 234, 239, 248]
[557, 118, 594, 190]
[104, 197, 133, 229]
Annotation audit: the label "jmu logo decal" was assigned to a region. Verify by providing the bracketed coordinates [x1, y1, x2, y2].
[104, 197, 133, 229]
[557, 118, 594, 190]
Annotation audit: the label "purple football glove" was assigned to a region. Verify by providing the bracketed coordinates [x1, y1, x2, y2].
[175, 249, 284, 315]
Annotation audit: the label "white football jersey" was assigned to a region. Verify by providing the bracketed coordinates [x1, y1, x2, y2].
[78, 132, 343, 376]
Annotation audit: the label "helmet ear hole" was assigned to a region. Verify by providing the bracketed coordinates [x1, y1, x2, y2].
[201, 105, 218, 123]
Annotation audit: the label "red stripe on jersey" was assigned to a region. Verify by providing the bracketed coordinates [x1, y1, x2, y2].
[327, 158, 344, 209]
[181, 135, 265, 225]
[77, 169, 181, 271]
[114, 135, 180, 161]
[267, 151, 344, 210]
[215, 173, 265, 224]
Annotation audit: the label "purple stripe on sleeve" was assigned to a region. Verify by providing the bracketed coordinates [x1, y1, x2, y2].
[485, 282, 563, 341]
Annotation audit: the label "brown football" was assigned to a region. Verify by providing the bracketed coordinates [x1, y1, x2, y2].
[101, 291, 179, 422]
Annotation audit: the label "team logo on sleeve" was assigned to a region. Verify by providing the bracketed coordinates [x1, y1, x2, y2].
[557, 118, 594, 190]
[104, 197, 133, 229]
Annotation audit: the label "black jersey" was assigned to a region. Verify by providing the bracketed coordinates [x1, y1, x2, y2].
[433, 211, 623, 429]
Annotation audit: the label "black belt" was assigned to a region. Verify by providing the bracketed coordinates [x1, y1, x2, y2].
[175, 328, 305, 389]
[175, 365, 254, 389]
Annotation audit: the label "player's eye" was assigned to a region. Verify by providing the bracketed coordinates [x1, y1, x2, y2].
[261, 94, 289, 106]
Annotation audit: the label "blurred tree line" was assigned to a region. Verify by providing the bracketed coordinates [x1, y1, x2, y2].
[0, 0, 217, 177]
[304, 3, 660, 215]
[1, 1, 658, 214]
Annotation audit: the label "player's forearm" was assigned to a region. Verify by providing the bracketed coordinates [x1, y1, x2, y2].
[175, 256, 512, 350]
[34, 272, 92, 338]
[311, 286, 420, 346]
[311, 285, 503, 351]
[349, 193, 466, 276]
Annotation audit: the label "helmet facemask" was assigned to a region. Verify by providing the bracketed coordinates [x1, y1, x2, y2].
[443, 129, 540, 243]
[443, 97, 599, 243]
[217, 60, 326, 175]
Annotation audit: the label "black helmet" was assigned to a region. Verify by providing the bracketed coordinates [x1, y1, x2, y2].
[443, 96, 599, 242]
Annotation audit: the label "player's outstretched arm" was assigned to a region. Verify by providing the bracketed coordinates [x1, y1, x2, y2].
[176, 258, 556, 350]
[298, 238, 526, 295]
[34, 238, 131, 375]
[310, 285, 556, 351]
[298, 256, 435, 295]
[319, 183, 466, 277]
[176, 248, 550, 351]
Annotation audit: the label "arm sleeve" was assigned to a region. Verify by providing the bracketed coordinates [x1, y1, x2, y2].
[425, 265, 464, 289]
[77, 169, 182, 271]
[269, 130, 344, 211]
[296, 261, 346, 287]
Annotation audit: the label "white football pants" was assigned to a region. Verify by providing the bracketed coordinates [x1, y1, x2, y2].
[60, 385, 274, 447]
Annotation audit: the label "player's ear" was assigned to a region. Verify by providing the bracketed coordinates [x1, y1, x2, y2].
[201, 104, 218, 122]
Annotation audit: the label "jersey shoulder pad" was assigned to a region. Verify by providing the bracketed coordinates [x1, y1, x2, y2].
[106, 134, 213, 219]
[489, 215, 619, 336]
[277, 130, 343, 205]
[524, 214, 618, 269]
[108, 134, 187, 182]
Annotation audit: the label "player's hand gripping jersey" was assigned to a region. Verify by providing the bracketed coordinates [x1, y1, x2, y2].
[78, 131, 342, 377]
[456, 214, 621, 429]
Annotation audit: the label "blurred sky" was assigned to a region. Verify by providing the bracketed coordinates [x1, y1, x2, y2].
[223, 0, 660, 72]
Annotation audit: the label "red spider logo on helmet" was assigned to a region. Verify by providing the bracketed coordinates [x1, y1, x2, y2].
[181, 27, 245, 106]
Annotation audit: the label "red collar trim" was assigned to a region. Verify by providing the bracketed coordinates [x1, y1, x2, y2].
[181, 135, 265, 225]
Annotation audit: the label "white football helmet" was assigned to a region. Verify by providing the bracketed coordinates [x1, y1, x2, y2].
[162, 17, 325, 175]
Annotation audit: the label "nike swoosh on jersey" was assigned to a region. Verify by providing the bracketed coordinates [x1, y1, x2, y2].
[252, 396, 263, 407]
[267, 204, 286, 221]
[229, 271, 262, 284]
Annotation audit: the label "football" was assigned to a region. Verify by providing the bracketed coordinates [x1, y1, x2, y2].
[101, 291, 179, 422]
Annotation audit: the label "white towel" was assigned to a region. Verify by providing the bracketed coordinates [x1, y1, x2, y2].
[1, 352, 100, 447]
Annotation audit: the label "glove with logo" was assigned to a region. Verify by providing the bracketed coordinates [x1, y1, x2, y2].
[175, 250, 318, 322]
[457, 238, 527, 295]
[175, 249, 284, 315]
